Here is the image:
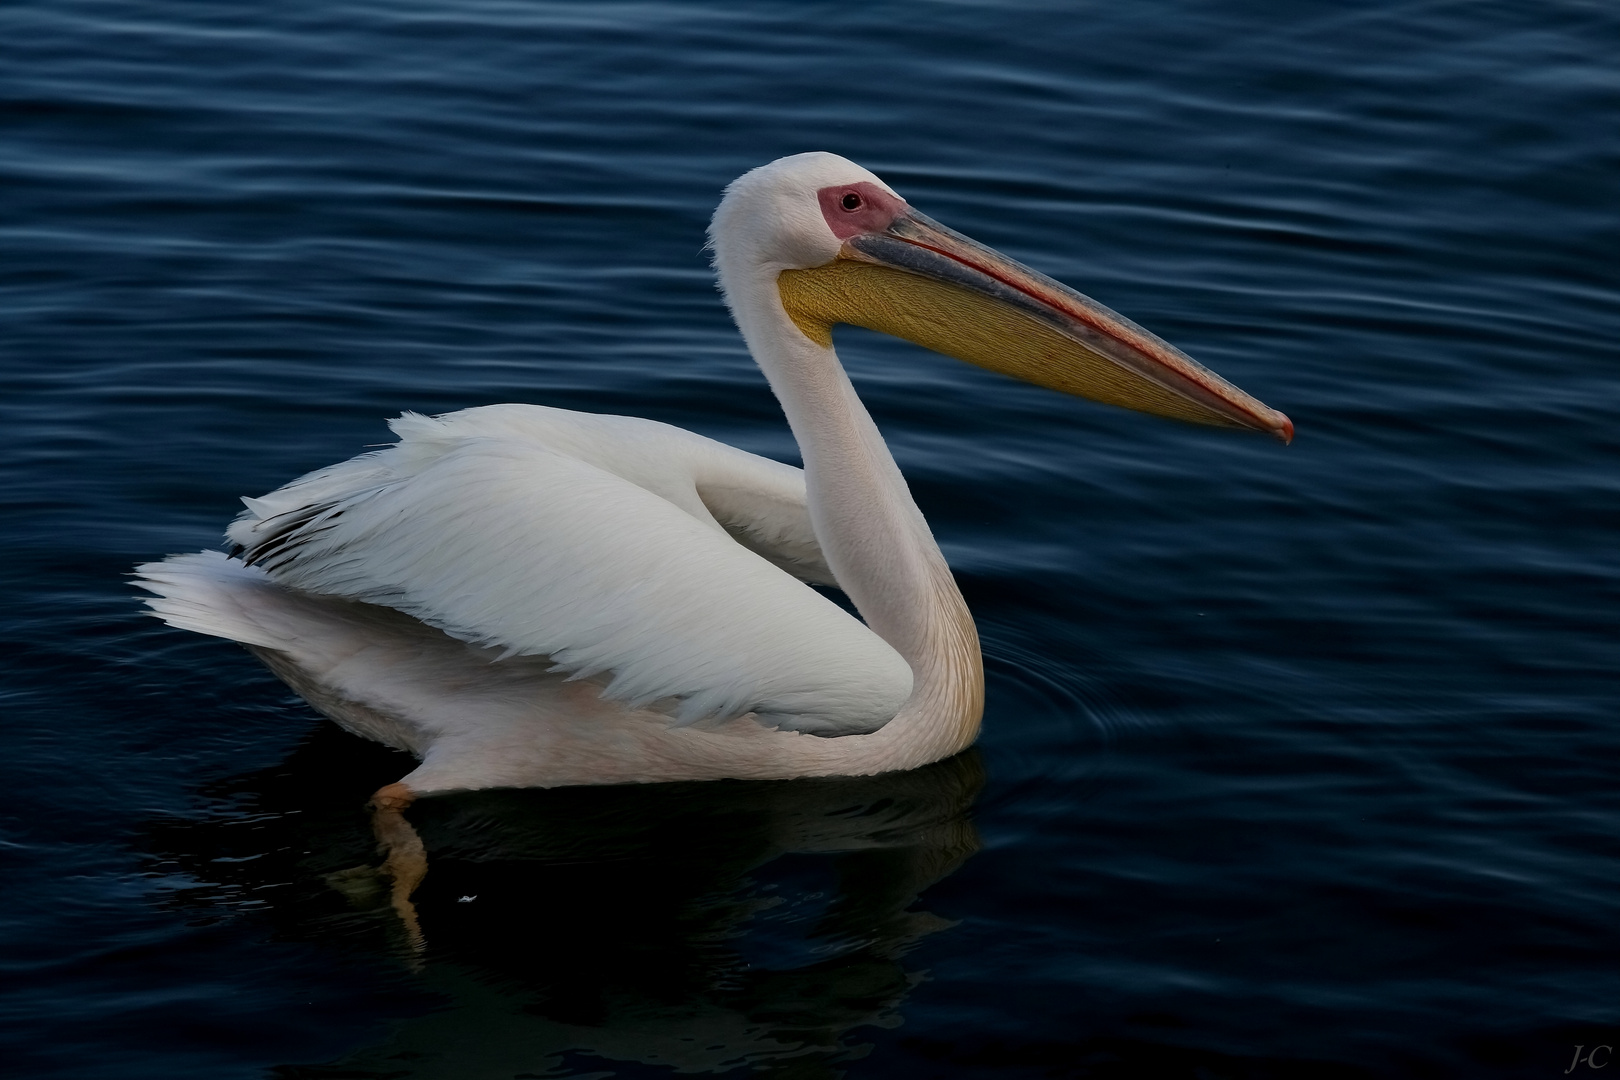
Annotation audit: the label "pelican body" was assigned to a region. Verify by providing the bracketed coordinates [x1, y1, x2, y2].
[137, 154, 1289, 798]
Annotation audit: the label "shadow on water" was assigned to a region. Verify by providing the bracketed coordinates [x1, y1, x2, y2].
[143, 725, 984, 1078]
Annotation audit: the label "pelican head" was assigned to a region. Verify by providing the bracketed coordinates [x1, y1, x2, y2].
[710, 152, 1292, 442]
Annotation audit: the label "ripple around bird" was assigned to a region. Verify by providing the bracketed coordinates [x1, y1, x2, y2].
[3, 1, 1619, 1077]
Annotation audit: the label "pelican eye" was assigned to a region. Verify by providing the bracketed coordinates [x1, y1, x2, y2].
[841, 192, 862, 211]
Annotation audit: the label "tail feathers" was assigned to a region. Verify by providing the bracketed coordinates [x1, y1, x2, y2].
[133, 550, 294, 650]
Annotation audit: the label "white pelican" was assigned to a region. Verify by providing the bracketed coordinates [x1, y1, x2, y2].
[137, 152, 1290, 807]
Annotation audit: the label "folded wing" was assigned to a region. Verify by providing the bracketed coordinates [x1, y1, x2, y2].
[222, 406, 911, 736]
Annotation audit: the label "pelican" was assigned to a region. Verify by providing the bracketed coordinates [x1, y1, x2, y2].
[137, 152, 1290, 807]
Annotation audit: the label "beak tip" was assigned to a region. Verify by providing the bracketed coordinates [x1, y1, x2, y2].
[1272, 412, 1295, 445]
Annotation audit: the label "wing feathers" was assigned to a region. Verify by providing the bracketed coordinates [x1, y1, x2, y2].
[221, 406, 910, 736]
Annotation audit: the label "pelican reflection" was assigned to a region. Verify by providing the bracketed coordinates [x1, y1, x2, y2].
[144, 724, 982, 1078]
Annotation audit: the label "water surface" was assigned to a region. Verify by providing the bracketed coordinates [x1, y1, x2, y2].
[3, 1, 1618, 1076]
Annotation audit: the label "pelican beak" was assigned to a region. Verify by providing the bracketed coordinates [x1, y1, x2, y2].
[778, 209, 1293, 442]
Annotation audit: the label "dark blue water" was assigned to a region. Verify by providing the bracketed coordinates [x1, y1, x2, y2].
[4, 1, 1617, 1076]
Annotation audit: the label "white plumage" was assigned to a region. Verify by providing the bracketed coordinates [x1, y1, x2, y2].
[224, 405, 910, 736]
[137, 152, 1289, 798]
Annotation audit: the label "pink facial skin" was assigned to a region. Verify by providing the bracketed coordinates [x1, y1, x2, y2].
[817, 181, 908, 239]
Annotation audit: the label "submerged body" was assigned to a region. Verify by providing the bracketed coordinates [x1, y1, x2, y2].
[137, 153, 1289, 798]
